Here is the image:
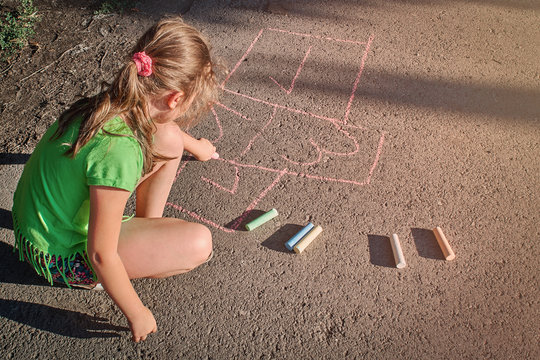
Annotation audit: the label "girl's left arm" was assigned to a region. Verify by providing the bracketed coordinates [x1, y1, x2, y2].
[87, 185, 157, 342]
[180, 130, 217, 161]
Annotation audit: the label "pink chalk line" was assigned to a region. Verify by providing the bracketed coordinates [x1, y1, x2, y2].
[223, 88, 340, 124]
[267, 28, 369, 45]
[320, 122, 360, 156]
[223, 88, 367, 131]
[239, 106, 278, 158]
[229, 168, 288, 230]
[201, 166, 240, 194]
[217, 91, 369, 157]
[223, 28, 370, 89]
[221, 28, 374, 128]
[215, 101, 252, 122]
[210, 105, 224, 143]
[343, 34, 374, 124]
[221, 28, 264, 88]
[168, 132, 385, 232]
[174, 158, 190, 181]
[216, 126, 384, 188]
[166, 202, 235, 233]
[269, 46, 312, 94]
[221, 101, 361, 161]
[280, 138, 322, 166]
[342, 122, 365, 130]
[365, 131, 385, 184]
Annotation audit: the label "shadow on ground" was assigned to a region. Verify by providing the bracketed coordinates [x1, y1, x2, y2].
[411, 227, 446, 260]
[0, 208, 13, 230]
[225, 209, 265, 231]
[262, 223, 303, 253]
[368, 234, 396, 267]
[0, 233, 127, 338]
[0, 298, 128, 338]
[222, 49, 540, 122]
[0, 238, 53, 286]
[0, 153, 30, 165]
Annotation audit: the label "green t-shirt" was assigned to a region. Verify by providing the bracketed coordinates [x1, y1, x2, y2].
[12, 116, 143, 279]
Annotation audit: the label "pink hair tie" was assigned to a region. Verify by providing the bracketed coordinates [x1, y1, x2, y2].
[132, 51, 153, 77]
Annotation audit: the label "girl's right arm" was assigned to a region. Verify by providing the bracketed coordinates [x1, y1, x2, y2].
[180, 130, 217, 161]
[87, 185, 157, 342]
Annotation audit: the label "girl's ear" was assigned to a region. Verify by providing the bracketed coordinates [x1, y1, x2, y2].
[167, 91, 185, 109]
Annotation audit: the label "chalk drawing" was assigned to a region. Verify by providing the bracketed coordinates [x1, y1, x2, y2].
[269, 46, 312, 94]
[167, 28, 385, 232]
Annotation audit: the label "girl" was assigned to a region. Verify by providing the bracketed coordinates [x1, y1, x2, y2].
[12, 17, 221, 342]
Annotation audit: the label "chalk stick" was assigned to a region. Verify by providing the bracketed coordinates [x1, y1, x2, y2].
[433, 226, 455, 261]
[294, 225, 322, 254]
[390, 234, 407, 269]
[245, 208, 278, 231]
[211, 152, 219, 159]
[285, 223, 314, 251]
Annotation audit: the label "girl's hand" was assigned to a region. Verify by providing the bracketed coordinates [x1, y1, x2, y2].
[192, 138, 217, 161]
[128, 306, 157, 342]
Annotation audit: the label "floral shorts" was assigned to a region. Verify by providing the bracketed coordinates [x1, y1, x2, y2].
[22, 247, 97, 287]
[45, 253, 97, 286]
[13, 214, 98, 288]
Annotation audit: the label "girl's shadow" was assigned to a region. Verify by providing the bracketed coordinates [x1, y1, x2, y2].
[0, 208, 13, 231]
[0, 235, 52, 287]
[1, 230, 128, 338]
[0, 299, 127, 338]
[0, 152, 30, 165]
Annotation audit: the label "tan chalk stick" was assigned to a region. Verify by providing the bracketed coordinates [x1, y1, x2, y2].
[293, 225, 323, 254]
[390, 234, 407, 269]
[433, 226, 455, 261]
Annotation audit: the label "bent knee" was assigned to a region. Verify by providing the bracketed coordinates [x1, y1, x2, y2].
[187, 223, 213, 266]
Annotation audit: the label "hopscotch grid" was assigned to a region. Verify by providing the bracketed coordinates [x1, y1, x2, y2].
[221, 28, 264, 88]
[343, 35, 374, 124]
[221, 28, 374, 128]
[269, 46, 313, 94]
[223, 88, 345, 125]
[169, 28, 383, 232]
[238, 106, 278, 158]
[215, 102, 253, 122]
[168, 131, 386, 231]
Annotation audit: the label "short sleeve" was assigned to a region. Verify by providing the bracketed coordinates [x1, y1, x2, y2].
[86, 135, 143, 192]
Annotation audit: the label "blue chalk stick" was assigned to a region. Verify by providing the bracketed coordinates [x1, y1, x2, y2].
[285, 223, 314, 251]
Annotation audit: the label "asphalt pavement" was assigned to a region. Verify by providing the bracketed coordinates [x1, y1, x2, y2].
[1, 0, 539, 358]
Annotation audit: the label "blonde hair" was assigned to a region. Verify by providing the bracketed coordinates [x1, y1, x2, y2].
[53, 16, 221, 175]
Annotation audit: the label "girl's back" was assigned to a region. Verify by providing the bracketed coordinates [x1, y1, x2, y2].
[13, 115, 142, 282]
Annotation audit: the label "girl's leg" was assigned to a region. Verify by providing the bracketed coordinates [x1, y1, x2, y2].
[120, 122, 212, 279]
[118, 217, 212, 279]
[136, 121, 184, 218]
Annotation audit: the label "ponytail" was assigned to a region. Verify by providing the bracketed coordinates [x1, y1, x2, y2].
[52, 16, 223, 175]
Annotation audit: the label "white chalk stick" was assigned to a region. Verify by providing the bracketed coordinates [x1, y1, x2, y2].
[390, 234, 407, 269]
[433, 226, 455, 261]
[293, 225, 322, 254]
